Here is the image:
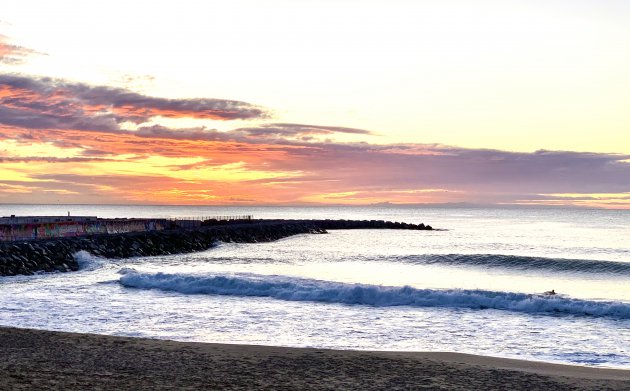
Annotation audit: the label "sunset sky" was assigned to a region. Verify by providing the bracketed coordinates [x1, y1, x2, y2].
[1, 0, 629, 207]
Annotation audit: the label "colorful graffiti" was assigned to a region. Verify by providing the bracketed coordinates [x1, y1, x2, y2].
[0, 219, 167, 242]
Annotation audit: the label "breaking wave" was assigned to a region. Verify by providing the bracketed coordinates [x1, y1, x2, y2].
[74, 251, 105, 271]
[118, 270, 630, 319]
[384, 254, 630, 275]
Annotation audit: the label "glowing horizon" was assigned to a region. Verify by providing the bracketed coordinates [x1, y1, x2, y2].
[1, 1, 629, 208]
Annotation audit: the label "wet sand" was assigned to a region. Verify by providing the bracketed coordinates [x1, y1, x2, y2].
[1, 327, 628, 390]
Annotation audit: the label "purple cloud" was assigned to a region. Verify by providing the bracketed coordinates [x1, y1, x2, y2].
[0, 35, 42, 65]
[0, 74, 270, 133]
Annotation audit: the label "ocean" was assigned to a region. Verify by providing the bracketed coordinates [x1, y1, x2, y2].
[0, 205, 628, 368]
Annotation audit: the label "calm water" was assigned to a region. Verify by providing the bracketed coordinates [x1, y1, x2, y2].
[0, 205, 628, 368]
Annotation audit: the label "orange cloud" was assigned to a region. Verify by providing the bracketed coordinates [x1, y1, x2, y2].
[111, 106, 245, 121]
[0, 35, 42, 64]
[2, 119, 630, 207]
[1, 73, 630, 208]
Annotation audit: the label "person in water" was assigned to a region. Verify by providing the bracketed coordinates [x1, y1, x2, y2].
[544, 289, 556, 296]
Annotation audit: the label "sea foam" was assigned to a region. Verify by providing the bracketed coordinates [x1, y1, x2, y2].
[74, 250, 105, 271]
[118, 270, 630, 319]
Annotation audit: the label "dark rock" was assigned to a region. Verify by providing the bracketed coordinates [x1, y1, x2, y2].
[0, 219, 432, 277]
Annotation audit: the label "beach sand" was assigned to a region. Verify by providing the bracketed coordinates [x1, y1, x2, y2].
[1, 327, 628, 390]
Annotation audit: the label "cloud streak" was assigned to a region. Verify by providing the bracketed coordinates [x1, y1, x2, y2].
[0, 74, 269, 133]
[0, 35, 41, 65]
[232, 123, 374, 140]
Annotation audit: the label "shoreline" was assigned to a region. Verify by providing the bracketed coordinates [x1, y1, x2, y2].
[1, 327, 628, 390]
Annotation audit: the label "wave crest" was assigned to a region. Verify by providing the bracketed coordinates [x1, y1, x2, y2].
[73, 251, 105, 271]
[119, 271, 630, 319]
[387, 254, 630, 275]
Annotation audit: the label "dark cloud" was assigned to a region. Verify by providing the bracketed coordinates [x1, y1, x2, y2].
[0, 104, 120, 132]
[134, 123, 371, 144]
[234, 140, 630, 197]
[134, 124, 226, 141]
[0, 74, 270, 132]
[233, 123, 374, 139]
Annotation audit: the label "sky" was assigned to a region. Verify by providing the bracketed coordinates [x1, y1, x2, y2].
[0, 0, 629, 207]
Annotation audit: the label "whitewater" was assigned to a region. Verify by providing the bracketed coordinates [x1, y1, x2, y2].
[0, 205, 629, 368]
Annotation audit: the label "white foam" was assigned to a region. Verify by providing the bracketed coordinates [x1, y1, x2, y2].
[117, 267, 136, 275]
[73, 250, 105, 271]
[118, 271, 630, 319]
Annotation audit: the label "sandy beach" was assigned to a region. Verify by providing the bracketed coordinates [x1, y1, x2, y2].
[0, 327, 628, 390]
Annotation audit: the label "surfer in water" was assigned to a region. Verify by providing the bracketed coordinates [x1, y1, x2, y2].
[543, 289, 556, 296]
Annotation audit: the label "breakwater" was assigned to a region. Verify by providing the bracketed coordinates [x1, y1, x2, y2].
[0, 219, 432, 276]
[0, 217, 167, 242]
[0, 215, 255, 242]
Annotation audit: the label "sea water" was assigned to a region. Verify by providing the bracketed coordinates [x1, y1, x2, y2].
[0, 205, 628, 368]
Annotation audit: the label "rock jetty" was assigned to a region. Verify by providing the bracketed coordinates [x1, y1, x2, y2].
[0, 219, 432, 277]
